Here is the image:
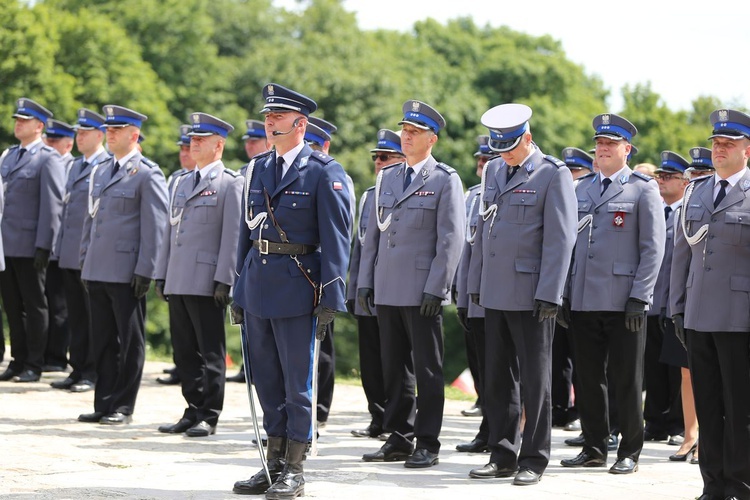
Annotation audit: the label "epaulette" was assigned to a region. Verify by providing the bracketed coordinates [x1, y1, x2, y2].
[381, 161, 402, 171]
[140, 156, 159, 169]
[251, 150, 273, 162]
[578, 171, 597, 181]
[544, 154, 565, 168]
[310, 150, 334, 165]
[631, 171, 652, 181]
[468, 183, 481, 192]
[41, 144, 57, 153]
[365, 185, 375, 193]
[6, 145, 19, 153]
[170, 169, 190, 179]
[436, 162, 457, 175]
[689, 174, 712, 184]
[224, 168, 240, 178]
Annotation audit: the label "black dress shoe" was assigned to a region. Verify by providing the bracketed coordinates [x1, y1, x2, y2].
[643, 429, 668, 441]
[362, 442, 412, 462]
[564, 433, 585, 446]
[156, 373, 180, 385]
[513, 467, 541, 486]
[78, 411, 105, 423]
[461, 404, 483, 417]
[70, 380, 95, 393]
[158, 417, 195, 434]
[609, 457, 638, 474]
[0, 367, 20, 381]
[560, 451, 606, 468]
[351, 424, 383, 438]
[13, 369, 41, 382]
[252, 437, 269, 447]
[405, 448, 439, 468]
[185, 420, 216, 437]
[456, 438, 488, 453]
[42, 364, 67, 372]
[608, 434, 619, 451]
[469, 462, 517, 479]
[51, 376, 77, 389]
[99, 412, 132, 425]
[226, 370, 246, 383]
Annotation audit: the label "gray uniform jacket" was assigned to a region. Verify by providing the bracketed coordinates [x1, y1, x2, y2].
[569, 167, 665, 311]
[456, 184, 484, 318]
[0, 176, 5, 271]
[347, 186, 375, 316]
[649, 200, 680, 317]
[0, 143, 65, 257]
[55, 150, 109, 270]
[80, 153, 169, 283]
[671, 169, 750, 332]
[156, 163, 243, 296]
[467, 151, 577, 310]
[358, 156, 465, 307]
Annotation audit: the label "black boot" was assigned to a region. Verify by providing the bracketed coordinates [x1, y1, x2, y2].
[233, 437, 287, 495]
[265, 440, 306, 499]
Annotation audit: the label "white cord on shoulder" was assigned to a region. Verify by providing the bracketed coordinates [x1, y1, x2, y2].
[357, 190, 369, 245]
[87, 163, 102, 217]
[465, 191, 479, 244]
[168, 174, 184, 227]
[374, 169, 392, 232]
[478, 161, 498, 233]
[680, 181, 708, 246]
[243, 157, 268, 232]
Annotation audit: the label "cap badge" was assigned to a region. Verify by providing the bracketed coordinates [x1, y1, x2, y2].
[106, 106, 114, 116]
[661, 152, 669, 161]
[602, 114, 610, 125]
[193, 114, 200, 124]
[378, 130, 385, 139]
[268, 85, 275, 95]
[411, 101, 420, 112]
[79, 109, 85, 117]
[691, 148, 698, 157]
[718, 109, 728, 122]
[19, 99, 25, 108]
[564, 148, 572, 158]
[47, 119, 53, 128]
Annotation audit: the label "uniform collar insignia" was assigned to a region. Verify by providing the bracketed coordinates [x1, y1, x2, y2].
[742, 179, 750, 191]
[619, 174, 629, 184]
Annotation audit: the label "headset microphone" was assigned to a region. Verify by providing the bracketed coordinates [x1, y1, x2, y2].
[272, 118, 301, 136]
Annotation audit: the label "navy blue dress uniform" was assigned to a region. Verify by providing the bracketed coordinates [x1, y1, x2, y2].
[670, 109, 750, 500]
[643, 151, 688, 441]
[78, 105, 169, 424]
[562, 113, 665, 473]
[358, 101, 465, 466]
[0, 98, 65, 382]
[466, 104, 577, 483]
[346, 128, 406, 439]
[232, 84, 350, 497]
[50, 109, 109, 391]
[155, 113, 243, 436]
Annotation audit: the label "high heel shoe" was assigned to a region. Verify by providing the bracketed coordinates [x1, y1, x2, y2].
[669, 442, 697, 462]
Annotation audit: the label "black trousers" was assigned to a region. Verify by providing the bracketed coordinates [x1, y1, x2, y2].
[0, 257, 48, 373]
[356, 314, 387, 430]
[687, 330, 750, 500]
[464, 316, 483, 407]
[316, 320, 335, 423]
[467, 317, 488, 442]
[169, 295, 226, 425]
[44, 260, 70, 368]
[552, 322, 578, 426]
[89, 281, 145, 415]
[377, 305, 443, 453]
[61, 268, 95, 382]
[643, 315, 683, 436]
[570, 311, 645, 460]
[485, 309, 553, 474]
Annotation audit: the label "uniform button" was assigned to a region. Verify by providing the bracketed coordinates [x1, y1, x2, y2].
[594, 209, 599, 214]
[588, 254, 594, 259]
[520, 198, 525, 202]
[498, 200, 504, 205]
[590, 240, 594, 244]
[307, 269, 311, 273]
[709, 234, 715, 239]
[492, 235, 497, 239]
[394, 217, 399, 221]
[177, 243, 182, 247]
[292, 202, 297, 207]
[706, 267, 711, 271]
[490, 252, 495, 257]
[264, 224, 269, 229]
[271, 207, 275, 211]
[593, 225, 598, 229]
[392, 231, 396, 234]
[711, 217, 717, 223]
[262, 258, 267, 264]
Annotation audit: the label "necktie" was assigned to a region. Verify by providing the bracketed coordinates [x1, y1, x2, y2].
[403, 167, 413, 191]
[601, 177, 612, 194]
[194, 170, 201, 190]
[714, 179, 729, 208]
[111, 161, 121, 179]
[275, 156, 284, 187]
[17, 148, 26, 163]
[81, 161, 90, 171]
[507, 166, 519, 183]
[664, 205, 672, 221]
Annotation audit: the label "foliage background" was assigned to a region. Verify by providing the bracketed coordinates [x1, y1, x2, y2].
[1, 0, 741, 383]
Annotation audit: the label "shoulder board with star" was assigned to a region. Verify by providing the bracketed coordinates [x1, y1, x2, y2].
[543, 154, 565, 168]
[310, 150, 334, 165]
[631, 171, 653, 182]
[140, 156, 159, 169]
[577, 171, 597, 181]
[224, 168, 240, 178]
[436, 162, 457, 175]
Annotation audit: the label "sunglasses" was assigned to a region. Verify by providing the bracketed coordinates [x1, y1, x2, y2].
[371, 153, 400, 161]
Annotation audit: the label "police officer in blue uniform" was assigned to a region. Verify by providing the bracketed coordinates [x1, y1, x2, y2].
[156, 113, 243, 437]
[671, 109, 750, 500]
[358, 100, 465, 469]
[347, 128, 406, 440]
[232, 84, 350, 499]
[77, 105, 169, 425]
[49, 109, 109, 393]
[0, 98, 65, 383]
[561, 113, 665, 474]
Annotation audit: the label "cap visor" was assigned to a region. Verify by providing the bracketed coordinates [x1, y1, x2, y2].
[103, 122, 132, 128]
[398, 119, 431, 131]
[593, 133, 626, 141]
[370, 147, 401, 153]
[488, 135, 522, 153]
[187, 131, 214, 137]
[12, 113, 35, 120]
[708, 132, 747, 140]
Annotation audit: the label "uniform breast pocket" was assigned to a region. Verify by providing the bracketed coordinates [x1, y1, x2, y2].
[577, 200, 592, 214]
[277, 195, 313, 232]
[247, 193, 265, 217]
[378, 193, 396, 217]
[723, 211, 750, 245]
[406, 195, 438, 229]
[606, 201, 635, 232]
[193, 195, 219, 224]
[507, 192, 538, 224]
[111, 188, 137, 214]
[19, 169, 40, 193]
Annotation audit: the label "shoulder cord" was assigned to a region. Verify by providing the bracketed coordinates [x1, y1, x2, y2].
[478, 161, 498, 232]
[465, 191, 480, 244]
[680, 181, 708, 247]
[87, 163, 103, 217]
[0, 149, 8, 194]
[356, 190, 369, 245]
[374, 169, 392, 232]
[243, 157, 268, 242]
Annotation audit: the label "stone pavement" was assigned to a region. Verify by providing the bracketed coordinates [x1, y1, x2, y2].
[1, 360, 703, 499]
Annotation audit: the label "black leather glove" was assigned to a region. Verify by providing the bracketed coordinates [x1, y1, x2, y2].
[658, 307, 668, 334]
[313, 304, 336, 340]
[624, 297, 648, 332]
[33, 248, 50, 271]
[230, 302, 244, 325]
[131, 274, 151, 299]
[470, 293, 481, 306]
[357, 288, 374, 316]
[533, 299, 558, 322]
[457, 307, 469, 332]
[155, 279, 166, 301]
[451, 285, 458, 305]
[672, 314, 686, 350]
[213, 282, 232, 308]
[419, 292, 442, 317]
[345, 299, 355, 315]
[556, 297, 571, 329]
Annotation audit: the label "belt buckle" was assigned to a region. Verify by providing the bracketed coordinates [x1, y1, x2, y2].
[258, 239, 269, 255]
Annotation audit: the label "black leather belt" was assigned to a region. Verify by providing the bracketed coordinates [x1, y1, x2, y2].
[253, 239, 317, 255]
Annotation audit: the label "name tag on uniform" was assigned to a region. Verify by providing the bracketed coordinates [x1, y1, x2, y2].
[249, 189, 263, 194]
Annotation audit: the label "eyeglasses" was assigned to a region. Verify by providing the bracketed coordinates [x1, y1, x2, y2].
[655, 174, 682, 181]
[372, 153, 400, 162]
